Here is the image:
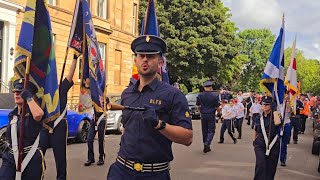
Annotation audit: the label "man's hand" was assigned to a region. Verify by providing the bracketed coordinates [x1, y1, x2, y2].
[143, 105, 159, 127]
[21, 89, 32, 101]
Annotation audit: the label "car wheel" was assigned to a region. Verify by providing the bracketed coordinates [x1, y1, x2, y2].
[0, 128, 8, 158]
[312, 139, 320, 155]
[116, 116, 123, 134]
[76, 119, 90, 143]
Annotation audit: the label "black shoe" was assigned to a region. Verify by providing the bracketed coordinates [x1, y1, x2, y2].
[237, 137, 241, 139]
[218, 141, 224, 144]
[293, 141, 298, 144]
[301, 132, 304, 134]
[298, 131, 302, 134]
[287, 141, 290, 144]
[280, 161, 286, 166]
[203, 145, 211, 153]
[97, 160, 104, 166]
[251, 126, 254, 129]
[84, 160, 94, 166]
[233, 138, 237, 144]
[247, 123, 250, 125]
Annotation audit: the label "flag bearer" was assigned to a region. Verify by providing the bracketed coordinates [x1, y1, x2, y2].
[253, 96, 281, 180]
[0, 79, 44, 179]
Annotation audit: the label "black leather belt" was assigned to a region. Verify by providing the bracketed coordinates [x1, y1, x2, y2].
[116, 156, 170, 172]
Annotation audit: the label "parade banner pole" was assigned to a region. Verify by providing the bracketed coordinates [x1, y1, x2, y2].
[59, 47, 70, 85]
[17, 56, 31, 173]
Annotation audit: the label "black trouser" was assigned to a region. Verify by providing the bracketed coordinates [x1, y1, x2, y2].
[220, 119, 235, 142]
[87, 119, 106, 162]
[290, 116, 300, 142]
[234, 117, 244, 138]
[300, 114, 308, 133]
[200, 113, 216, 146]
[254, 135, 280, 180]
[252, 113, 260, 129]
[39, 118, 67, 180]
[0, 149, 44, 180]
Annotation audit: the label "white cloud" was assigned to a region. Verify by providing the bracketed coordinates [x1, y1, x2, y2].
[221, 0, 320, 60]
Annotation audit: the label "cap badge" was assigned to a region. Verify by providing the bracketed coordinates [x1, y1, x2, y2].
[146, 36, 150, 42]
[19, 79, 23, 83]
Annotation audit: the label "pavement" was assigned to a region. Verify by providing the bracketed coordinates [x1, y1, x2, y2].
[3, 119, 319, 180]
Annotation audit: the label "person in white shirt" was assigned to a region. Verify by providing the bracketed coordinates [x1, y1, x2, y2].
[250, 98, 262, 129]
[237, 91, 244, 104]
[218, 100, 237, 144]
[233, 99, 245, 139]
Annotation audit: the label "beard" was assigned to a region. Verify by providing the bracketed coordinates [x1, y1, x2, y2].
[137, 67, 158, 78]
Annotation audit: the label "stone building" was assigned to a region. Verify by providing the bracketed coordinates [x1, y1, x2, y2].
[0, 0, 139, 102]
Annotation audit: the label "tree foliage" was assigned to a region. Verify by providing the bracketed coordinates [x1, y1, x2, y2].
[138, 0, 243, 91]
[235, 29, 275, 92]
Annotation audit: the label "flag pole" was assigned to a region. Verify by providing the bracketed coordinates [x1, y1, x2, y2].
[17, 56, 31, 173]
[59, 47, 69, 85]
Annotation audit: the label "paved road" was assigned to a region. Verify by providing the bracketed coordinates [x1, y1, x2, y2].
[38, 119, 319, 179]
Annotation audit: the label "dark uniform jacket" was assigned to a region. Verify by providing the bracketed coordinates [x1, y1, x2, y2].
[196, 92, 220, 114]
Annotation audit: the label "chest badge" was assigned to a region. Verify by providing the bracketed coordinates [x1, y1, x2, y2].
[149, 99, 162, 105]
[185, 111, 190, 118]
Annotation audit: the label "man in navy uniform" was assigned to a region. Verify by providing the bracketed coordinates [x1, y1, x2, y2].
[246, 90, 255, 125]
[289, 96, 303, 144]
[107, 35, 193, 180]
[0, 79, 44, 179]
[253, 96, 281, 180]
[39, 55, 78, 180]
[196, 81, 220, 153]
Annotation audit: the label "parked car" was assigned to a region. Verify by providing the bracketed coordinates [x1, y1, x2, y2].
[186, 93, 200, 119]
[106, 98, 123, 134]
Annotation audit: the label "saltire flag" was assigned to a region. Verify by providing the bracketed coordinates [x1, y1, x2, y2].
[67, 0, 105, 113]
[14, 0, 60, 121]
[284, 36, 298, 115]
[260, 17, 285, 111]
[132, 0, 169, 83]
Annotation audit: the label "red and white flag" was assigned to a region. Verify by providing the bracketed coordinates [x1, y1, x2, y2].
[285, 36, 298, 115]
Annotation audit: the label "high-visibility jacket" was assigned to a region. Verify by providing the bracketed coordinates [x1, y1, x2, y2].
[301, 100, 310, 116]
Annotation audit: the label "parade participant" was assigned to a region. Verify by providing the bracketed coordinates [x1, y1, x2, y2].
[289, 97, 303, 144]
[39, 55, 78, 180]
[196, 81, 220, 153]
[218, 100, 237, 144]
[0, 79, 44, 179]
[253, 96, 281, 180]
[280, 92, 292, 166]
[233, 99, 245, 139]
[84, 97, 110, 166]
[107, 35, 193, 180]
[237, 91, 244, 104]
[246, 90, 255, 125]
[218, 87, 232, 102]
[300, 94, 310, 134]
[250, 98, 262, 129]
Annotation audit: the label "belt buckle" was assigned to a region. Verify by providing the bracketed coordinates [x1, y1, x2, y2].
[133, 163, 143, 172]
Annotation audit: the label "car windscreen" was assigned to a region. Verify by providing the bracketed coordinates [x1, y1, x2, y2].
[186, 94, 198, 105]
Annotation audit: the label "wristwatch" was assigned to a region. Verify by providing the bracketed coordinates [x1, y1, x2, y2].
[26, 97, 33, 102]
[156, 121, 166, 131]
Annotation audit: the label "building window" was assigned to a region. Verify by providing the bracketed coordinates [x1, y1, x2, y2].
[132, 3, 138, 35]
[97, 0, 107, 19]
[98, 42, 106, 68]
[48, 0, 56, 6]
[114, 50, 122, 85]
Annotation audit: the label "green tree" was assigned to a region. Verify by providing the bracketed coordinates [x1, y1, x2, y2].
[235, 29, 276, 92]
[139, 0, 242, 92]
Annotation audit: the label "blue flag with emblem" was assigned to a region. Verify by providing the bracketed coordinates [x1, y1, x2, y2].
[140, 0, 169, 83]
[260, 17, 285, 109]
[69, 0, 105, 113]
[14, 0, 60, 121]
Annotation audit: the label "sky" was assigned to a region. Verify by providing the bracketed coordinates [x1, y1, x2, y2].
[221, 0, 320, 60]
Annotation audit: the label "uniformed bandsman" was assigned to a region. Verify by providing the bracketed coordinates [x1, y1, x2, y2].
[84, 97, 110, 166]
[218, 100, 237, 144]
[107, 35, 193, 180]
[0, 79, 44, 179]
[253, 96, 281, 180]
[196, 81, 220, 153]
[39, 55, 78, 180]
